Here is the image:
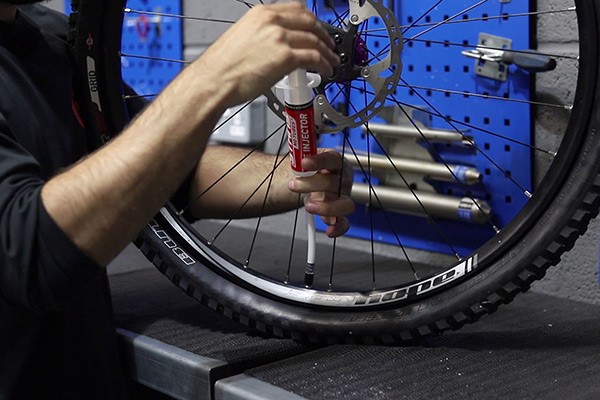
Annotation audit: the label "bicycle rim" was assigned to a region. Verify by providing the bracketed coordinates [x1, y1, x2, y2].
[70, 0, 600, 342]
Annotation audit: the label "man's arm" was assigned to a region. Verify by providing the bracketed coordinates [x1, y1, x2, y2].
[41, 3, 340, 267]
[188, 145, 355, 238]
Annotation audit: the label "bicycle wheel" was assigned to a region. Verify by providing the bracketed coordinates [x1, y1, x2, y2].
[70, 0, 600, 343]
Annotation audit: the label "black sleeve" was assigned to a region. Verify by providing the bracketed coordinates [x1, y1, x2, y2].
[0, 116, 101, 313]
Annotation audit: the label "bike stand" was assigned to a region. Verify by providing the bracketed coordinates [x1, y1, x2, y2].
[109, 246, 600, 400]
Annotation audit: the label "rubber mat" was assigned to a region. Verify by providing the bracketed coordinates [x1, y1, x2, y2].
[109, 265, 320, 371]
[109, 245, 600, 400]
[241, 291, 600, 400]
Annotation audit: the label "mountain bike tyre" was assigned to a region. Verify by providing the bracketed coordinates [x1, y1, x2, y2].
[69, 0, 600, 344]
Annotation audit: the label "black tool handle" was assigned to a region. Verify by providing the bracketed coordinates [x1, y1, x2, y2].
[502, 51, 557, 72]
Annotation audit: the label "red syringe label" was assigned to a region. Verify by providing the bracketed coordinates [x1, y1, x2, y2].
[285, 101, 317, 175]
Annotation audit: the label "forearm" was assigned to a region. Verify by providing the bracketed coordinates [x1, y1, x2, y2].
[41, 61, 232, 267]
[41, 2, 338, 266]
[188, 145, 299, 219]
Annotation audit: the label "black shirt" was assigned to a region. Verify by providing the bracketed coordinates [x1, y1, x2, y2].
[0, 6, 126, 399]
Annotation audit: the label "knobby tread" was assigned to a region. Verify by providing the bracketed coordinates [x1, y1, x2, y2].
[132, 167, 600, 344]
[73, 0, 600, 345]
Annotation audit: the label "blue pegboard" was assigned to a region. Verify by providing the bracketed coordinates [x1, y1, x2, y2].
[65, 1, 183, 97]
[121, 0, 183, 97]
[313, 0, 533, 256]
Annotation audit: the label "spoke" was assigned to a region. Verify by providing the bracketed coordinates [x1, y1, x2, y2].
[328, 130, 350, 291]
[179, 123, 286, 215]
[366, 123, 376, 289]
[327, 237, 337, 292]
[212, 100, 254, 133]
[285, 195, 303, 285]
[406, 0, 489, 42]
[407, 38, 579, 61]
[344, 133, 430, 275]
[329, 6, 349, 29]
[116, 1, 581, 298]
[392, 97, 500, 233]
[346, 95, 461, 258]
[245, 131, 288, 267]
[348, 83, 558, 156]
[124, 8, 237, 24]
[401, 0, 445, 34]
[123, 93, 156, 100]
[396, 100, 558, 157]
[401, 7, 577, 32]
[362, 79, 377, 288]
[210, 154, 288, 245]
[398, 83, 573, 110]
[397, 78, 533, 199]
[120, 52, 188, 65]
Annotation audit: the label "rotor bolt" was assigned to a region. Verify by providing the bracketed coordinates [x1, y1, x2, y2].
[316, 95, 325, 106]
[362, 67, 371, 78]
[350, 14, 359, 23]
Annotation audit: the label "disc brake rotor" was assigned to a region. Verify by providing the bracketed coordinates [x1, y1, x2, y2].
[266, 0, 403, 133]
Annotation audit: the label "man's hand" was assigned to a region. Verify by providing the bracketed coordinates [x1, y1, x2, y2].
[287, 149, 355, 238]
[199, 2, 340, 108]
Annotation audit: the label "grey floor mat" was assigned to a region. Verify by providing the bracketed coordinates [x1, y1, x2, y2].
[109, 263, 320, 372]
[245, 291, 600, 400]
[109, 244, 600, 400]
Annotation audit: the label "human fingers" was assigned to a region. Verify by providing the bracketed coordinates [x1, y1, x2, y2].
[266, 3, 336, 49]
[201, 4, 339, 106]
[251, 4, 339, 76]
[289, 151, 353, 196]
[288, 173, 349, 197]
[319, 216, 350, 238]
[304, 194, 355, 218]
[301, 149, 344, 173]
[284, 30, 340, 73]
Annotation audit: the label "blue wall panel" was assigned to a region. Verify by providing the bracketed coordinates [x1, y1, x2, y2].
[121, 0, 183, 97]
[314, 0, 533, 256]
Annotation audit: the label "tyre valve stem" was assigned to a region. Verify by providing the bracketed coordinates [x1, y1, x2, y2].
[304, 263, 315, 288]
